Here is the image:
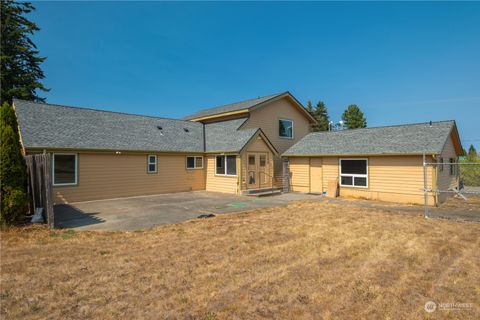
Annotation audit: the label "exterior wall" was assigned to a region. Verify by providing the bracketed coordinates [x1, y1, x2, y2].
[288, 155, 436, 205]
[205, 154, 239, 194]
[242, 97, 313, 186]
[48, 152, 206, 203]
[240, 136, 274, 190]
[289, 157, 310, 193]
[436, 134, 459, 203]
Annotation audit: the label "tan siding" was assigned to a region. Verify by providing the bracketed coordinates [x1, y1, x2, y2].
[240, 136, 274, 190]
[288, 155, 436, 205]
[243, 97, 311, 154]
[51, 153, 205, 203]
[243, 97, 312, 186]
[289, 157, 310, 192]
[205, 155, 239, 194]
[322, 157, 339, 192]
[436, 134, 459, 203]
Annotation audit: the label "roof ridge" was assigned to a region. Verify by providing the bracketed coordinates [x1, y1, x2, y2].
[308, 120, 455, 135]
[184, 91, 287, 118]
[13, 98, 200, 124]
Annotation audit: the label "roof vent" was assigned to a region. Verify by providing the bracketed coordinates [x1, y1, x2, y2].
[157, 125, 163, 130]
[183, 128, 189, 132]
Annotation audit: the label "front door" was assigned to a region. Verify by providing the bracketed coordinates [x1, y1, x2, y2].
[247, 154, 259, 189]
[247, 153, 270, 189]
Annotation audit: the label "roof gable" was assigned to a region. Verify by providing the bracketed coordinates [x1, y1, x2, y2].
[183, 92, 316, 123]
[283, 121, 459, 156]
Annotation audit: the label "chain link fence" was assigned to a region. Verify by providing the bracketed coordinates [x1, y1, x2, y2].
[423, 154, 480, 221]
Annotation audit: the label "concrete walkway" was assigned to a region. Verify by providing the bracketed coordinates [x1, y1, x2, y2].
[55, 191, 322, 231]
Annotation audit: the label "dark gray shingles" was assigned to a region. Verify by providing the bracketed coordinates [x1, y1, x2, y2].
[14, 99, 205, 152]
[204, 118, 259, 152]
[183, 92, 285, 120]
[283, 121, 455, 156]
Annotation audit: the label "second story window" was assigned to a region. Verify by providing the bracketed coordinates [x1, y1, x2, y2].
[279, 119, 293, 139]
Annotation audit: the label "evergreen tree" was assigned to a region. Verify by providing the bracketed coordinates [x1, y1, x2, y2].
[468, 144, 477, 159]
[311, 101, 330, 132]
[1, 0, 48, 104]
[0, 102, 27, 225]
[341, 104, 367, 129]
[306, 100, 314, 114]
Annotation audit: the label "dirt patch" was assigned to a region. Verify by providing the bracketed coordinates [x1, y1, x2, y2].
[1, 201, 479, 319]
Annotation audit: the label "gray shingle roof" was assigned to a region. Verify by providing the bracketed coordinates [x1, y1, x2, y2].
[283, 121, 456, 156]
[183, 92, 286, 120]
[205, 118, 259, 152]
[14, 99, 265, 154]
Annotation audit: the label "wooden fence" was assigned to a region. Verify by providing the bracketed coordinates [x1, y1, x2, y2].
[24, 154, 54, 228]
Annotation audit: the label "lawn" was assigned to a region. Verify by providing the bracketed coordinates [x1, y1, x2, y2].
[1, 200, 479, 319]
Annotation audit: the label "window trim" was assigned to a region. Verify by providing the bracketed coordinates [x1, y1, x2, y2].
[147, 154, 157, 174]
[449, 158, 455, 176]
[279, 118, 294, 139]
[339, 158, 368, 189]
[186, 156, 204, 170]
[215, 155, 237, 177]
[52, 153, 78, 186]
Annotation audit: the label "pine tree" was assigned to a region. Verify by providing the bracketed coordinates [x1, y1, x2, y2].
[341, 104, 367, 129]
[1, 0, 48, 104]
[306, 101, 314, 114]
[311, 101, 330, 132]
[0, 102, 27, 225]
[468, 144, 477, 159]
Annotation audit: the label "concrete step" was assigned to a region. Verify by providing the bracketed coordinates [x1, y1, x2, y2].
[245, 190, 282, 197]
[242, 187, 281, 195]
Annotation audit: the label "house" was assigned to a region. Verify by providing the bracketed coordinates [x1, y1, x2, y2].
[282, 121, 463, 205]
[13, 92, 315, 203]
[183, 92, 317, 186]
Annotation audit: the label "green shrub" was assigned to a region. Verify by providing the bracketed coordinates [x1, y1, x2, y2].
[0, 187, 27, 225]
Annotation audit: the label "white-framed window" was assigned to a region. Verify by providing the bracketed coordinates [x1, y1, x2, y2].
[53, 153, 78, 186]
[186, 156, 203, 169]
[279, 119, 293, 139]
[216, 155, 237, 176]
[147, 155, 157, 173]
[339, 158, 368, 188]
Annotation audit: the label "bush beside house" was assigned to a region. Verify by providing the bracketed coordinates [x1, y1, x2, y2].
[0, 102, 28, 226]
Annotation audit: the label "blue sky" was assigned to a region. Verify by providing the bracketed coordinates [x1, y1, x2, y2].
[31, 1, 480, 149]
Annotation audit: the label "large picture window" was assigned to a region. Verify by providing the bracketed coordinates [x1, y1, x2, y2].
[279, 119, 293, 139]
[53, 153, 77, 186]
[186, 156, 203, 169]
[216, 155, 237, 176]
[340, 159, 368, 188]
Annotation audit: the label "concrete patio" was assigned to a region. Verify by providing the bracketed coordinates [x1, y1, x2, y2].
[55, 191, 321, 231]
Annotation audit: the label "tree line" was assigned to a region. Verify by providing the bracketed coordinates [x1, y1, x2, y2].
[306, 100, 367, 132]
[1, 0, 47, 225]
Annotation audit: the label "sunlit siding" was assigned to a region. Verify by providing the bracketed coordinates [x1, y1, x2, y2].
[288, 155, 436, 205]
[289, 157, 310, 192]
[47, 152, 206, 203]
[205, 155, 239, 194]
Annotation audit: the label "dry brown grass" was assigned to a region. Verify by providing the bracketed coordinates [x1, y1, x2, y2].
[1, 200, 480, 319]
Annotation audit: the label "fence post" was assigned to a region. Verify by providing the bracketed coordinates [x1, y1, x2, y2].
[423, 153, 429, 218]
